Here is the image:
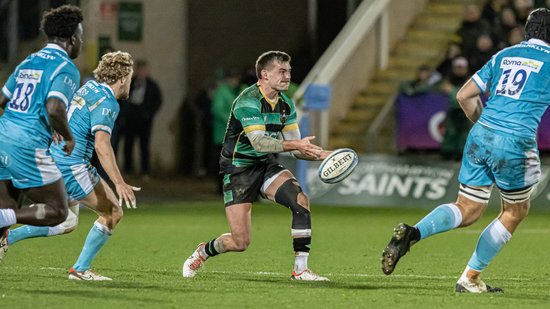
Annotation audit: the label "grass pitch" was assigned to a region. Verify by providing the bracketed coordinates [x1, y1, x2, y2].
[1, 201, 549, 308]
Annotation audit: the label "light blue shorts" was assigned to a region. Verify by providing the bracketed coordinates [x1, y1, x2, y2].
[0, 140, 62, 189]
[59, 163, 100, 201]
[458, 123, 540, 191]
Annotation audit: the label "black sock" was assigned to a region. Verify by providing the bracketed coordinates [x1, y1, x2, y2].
[204, 239, 220, 257]
[411, 227, 421, 244]
[293, 237, 311, 253]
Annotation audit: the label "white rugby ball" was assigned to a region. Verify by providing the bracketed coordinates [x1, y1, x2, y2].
[318, 148, 358, 184]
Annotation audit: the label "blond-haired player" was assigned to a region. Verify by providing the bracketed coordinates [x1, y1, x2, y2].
[1, 51, 139, 281]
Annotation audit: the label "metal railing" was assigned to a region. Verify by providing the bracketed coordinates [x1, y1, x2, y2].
[293, 0, 391, 148]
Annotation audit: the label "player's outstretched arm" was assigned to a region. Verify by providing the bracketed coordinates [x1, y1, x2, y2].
[46, 97, 75, 155]
[457, 79, 483, 123]
[94, 131, 140, 208]
[281, 128, 329, 161]
[246, 129, 324, 160]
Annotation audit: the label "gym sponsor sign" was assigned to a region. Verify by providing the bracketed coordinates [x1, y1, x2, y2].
[281, 154, 550, 209]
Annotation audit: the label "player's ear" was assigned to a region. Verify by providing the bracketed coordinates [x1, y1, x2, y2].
[69, 34, 77, 47]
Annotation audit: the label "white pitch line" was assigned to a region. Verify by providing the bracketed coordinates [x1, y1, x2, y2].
[36, 268, 546, 282]
[210, 270, 534, 281]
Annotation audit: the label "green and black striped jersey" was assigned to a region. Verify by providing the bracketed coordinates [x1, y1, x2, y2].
[220, 83, 298, 171]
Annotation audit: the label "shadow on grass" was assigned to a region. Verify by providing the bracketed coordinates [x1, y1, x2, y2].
[13, 288, 171, 304]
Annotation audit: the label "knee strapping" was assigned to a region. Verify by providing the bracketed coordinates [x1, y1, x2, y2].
[500, 186, 533, 204]
[275, 179, 310, 230]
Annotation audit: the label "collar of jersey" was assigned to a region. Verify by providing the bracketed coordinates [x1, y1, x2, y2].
[527, 38, 549, 47]
[44, 43, 69, 56]
[257, 83, 278, 109]
[100, 82, 116, 98]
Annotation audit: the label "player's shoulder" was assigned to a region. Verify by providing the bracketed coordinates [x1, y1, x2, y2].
[76, 81, 105, 104]
[279, 92, 295, 108]
[500, 40, 550, 58]
[234, 84, 261, 108]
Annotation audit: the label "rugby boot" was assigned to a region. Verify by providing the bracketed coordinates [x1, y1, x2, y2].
[182, 242, 208, 278]
[455, 276, 503, 293]
[0, 227, 9, 262]
[381, 223, 419, 275]
[68, 268, 112, 281]
[291, 269, 329, 281]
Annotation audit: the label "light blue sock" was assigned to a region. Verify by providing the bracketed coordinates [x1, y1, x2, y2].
[8, 225, 50, 245]
[72, 221, 111, 271]
[415, 203, 462, 239]
[467, 219, 512, 271]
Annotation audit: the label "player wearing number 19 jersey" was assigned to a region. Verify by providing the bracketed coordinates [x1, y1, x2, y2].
[380, 8, 550, 293]
[0, 5, 83, 245]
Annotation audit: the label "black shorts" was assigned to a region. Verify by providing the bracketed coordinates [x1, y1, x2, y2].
[222, 159, 286, 207]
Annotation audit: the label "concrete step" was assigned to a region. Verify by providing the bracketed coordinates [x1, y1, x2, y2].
[406, 29, 455, 43]
[352, 95, 387, 108]
[413, 16, 462, 31]
[392, 41, 447, 58]
[426, 2, 465, 15]
[365, 82, 398, 96]
[329, 0, 481, 154]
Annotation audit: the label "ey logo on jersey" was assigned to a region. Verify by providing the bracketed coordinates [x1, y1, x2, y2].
[63, 76, 77, 93]
[102, 108, 117, 119]
[0, 152, 9, 168]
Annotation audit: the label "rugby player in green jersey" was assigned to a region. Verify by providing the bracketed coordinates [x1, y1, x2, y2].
[183, 51, 332, 281]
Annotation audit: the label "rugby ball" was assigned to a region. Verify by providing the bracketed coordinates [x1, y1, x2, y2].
[318, 148, 358, 184]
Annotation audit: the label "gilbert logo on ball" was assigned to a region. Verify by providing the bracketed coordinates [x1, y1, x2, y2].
[318, 148, 358, 184]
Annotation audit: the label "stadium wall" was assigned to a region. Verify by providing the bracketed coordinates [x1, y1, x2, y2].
[79, 0, 187, 174]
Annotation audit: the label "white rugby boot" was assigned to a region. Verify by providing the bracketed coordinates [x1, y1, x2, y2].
[455, 270, 502, 293]
[291, 269, 330, 281]
[182, 243, 208, 278]
[68, 268, 112, 281]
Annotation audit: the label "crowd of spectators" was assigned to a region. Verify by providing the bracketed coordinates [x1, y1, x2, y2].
[398, 0, 550, 160]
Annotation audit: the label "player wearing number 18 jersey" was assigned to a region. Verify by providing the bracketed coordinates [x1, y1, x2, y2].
[381, 8, 550, 293]
[0, 5, 83, 244]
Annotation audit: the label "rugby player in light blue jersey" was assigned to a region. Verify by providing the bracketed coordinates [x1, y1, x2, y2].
[381, 8, 550, 293]
[0, 5, 83, 250]
[2, 52, 139, 281]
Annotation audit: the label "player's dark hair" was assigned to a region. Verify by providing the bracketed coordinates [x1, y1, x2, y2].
[40, 5, 83, 39]
[525, 8, 550, 43]
[255, 51, 291, 79]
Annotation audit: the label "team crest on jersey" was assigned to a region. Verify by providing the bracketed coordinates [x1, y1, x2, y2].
[280, 109, 287, 124]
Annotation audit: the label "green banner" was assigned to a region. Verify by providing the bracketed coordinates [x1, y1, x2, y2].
[118, 2, 143, 41]
[279, 154, 550, 210]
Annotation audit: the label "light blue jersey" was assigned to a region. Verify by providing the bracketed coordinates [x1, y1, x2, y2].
[50, 80, 119, 200]
[460, 38, 550, 191]
[472, 38, 550, 138]
[0, 43, 80, 148]
[0, 44, 79, 188]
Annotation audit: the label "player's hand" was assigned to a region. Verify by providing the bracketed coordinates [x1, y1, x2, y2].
[63, 139, 75, 156]
[116, 183, 141, 209]
[52, 131, 64, 145]
[295, 136, 323, 159]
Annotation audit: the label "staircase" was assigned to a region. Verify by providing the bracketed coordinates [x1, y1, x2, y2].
[329, 0, 480, 153]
